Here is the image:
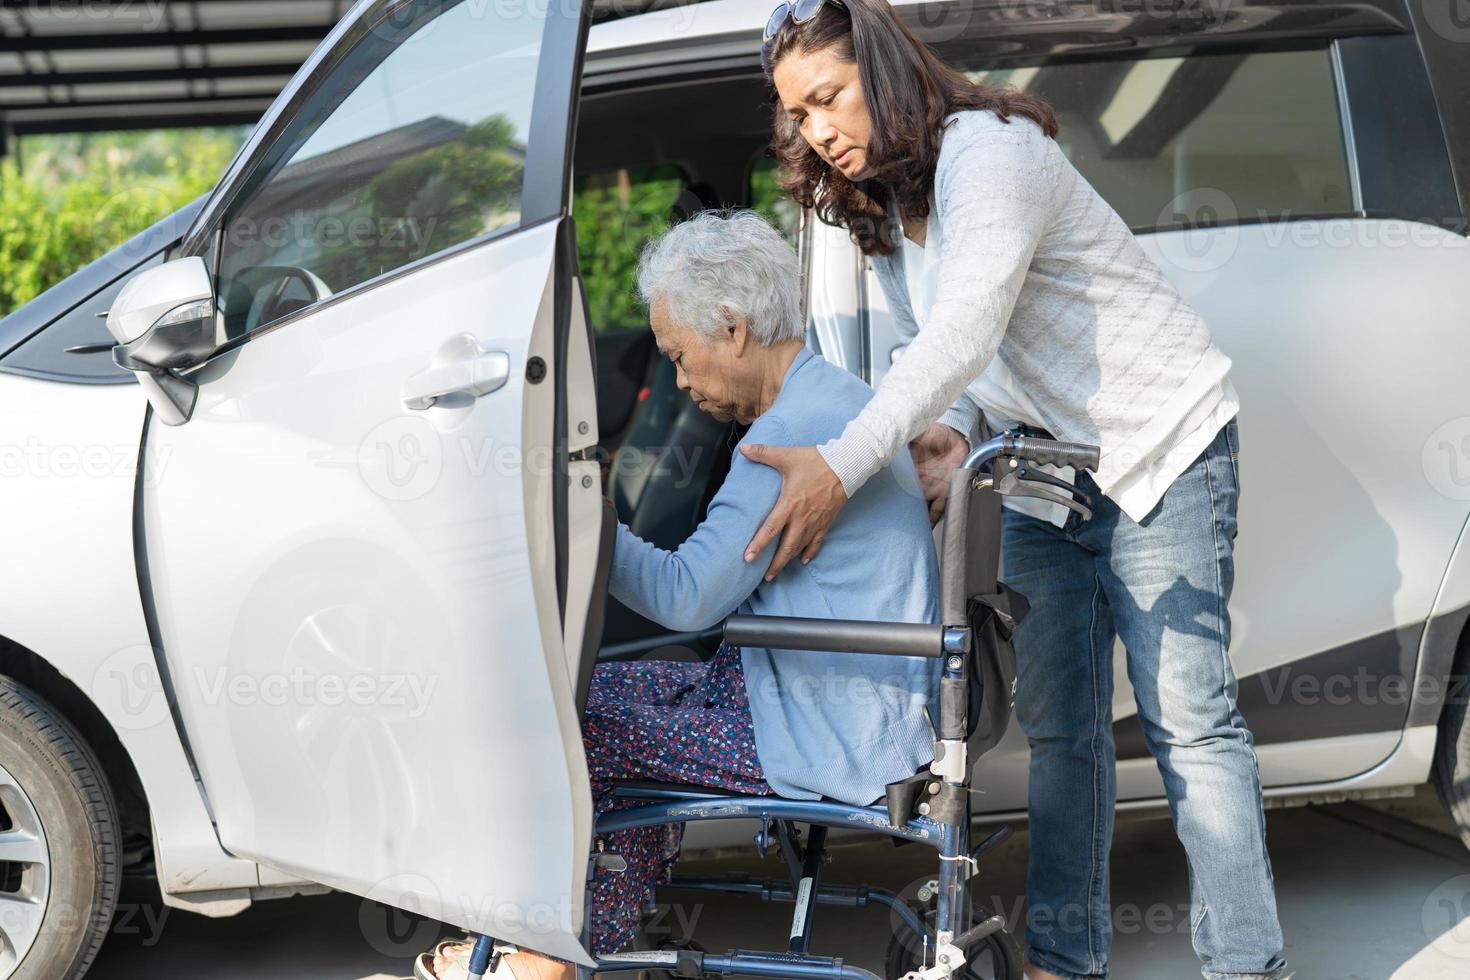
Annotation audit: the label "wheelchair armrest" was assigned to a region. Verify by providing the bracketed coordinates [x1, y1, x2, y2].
[724, 614, 946, 658]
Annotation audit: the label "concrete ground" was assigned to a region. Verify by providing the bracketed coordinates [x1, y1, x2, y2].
[91, 786, 1470, 980]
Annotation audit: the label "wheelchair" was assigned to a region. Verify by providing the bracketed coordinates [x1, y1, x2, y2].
[457, 430, 1101, 980]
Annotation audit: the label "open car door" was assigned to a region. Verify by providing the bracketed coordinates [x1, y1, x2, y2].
[116, 0, 599, 963]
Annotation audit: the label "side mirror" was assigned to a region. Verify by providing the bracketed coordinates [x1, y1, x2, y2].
[104, 256, 221, 426]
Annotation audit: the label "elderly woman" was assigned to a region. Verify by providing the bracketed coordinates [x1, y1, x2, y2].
[418, 209, 942, 980]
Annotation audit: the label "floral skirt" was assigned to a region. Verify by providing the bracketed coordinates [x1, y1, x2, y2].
[579, 642, 773, 955]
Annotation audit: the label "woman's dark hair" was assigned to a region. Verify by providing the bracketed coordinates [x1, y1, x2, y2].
[761, 0, 1058, 256]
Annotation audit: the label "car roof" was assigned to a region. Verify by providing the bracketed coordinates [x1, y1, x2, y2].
[583, 0, 1408, 83]
[586, 0, 898, 55]
[583, 0, 924, 82]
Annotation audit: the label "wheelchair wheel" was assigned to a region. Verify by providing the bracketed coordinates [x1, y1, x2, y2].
[884, 902, 1023, 980]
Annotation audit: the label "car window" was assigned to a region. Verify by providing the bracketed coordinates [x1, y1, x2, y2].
[961, 47, 1353, 229]
[572, 164, 688, 332]
[750, 155, 801, 245]
[214, 0, 549, 340]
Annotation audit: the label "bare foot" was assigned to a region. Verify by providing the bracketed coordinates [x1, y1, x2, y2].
[430, 944, 575, 980]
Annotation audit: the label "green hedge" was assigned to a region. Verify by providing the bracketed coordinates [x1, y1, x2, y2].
[572, 159, 799, 332]
[0, 129, 246, 317]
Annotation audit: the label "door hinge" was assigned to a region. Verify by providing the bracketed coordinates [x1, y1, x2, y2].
[569, 447, 596, 463]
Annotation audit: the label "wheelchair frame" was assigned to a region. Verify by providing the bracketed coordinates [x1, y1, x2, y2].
[459, 432, 1100, 980]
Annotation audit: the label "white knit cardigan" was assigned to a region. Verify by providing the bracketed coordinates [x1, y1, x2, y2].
[817, 108, 1238, 521]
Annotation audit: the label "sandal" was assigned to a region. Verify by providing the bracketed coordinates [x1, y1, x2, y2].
[413, 938, 518, 980]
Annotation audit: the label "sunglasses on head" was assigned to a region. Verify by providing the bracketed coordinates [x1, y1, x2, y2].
[763, 0, 847, 44]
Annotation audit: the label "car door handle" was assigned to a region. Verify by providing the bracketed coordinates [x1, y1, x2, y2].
[402, 348, 510, 411]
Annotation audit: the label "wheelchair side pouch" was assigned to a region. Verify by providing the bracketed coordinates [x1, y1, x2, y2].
[965, 583, 1028, 760]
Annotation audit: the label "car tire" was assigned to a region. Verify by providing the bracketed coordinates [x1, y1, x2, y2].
[0, 677, 121, 980]
[1433, 646, 1470, 854]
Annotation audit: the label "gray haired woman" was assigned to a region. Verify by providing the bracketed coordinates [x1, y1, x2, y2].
[419, 209, 942, 980]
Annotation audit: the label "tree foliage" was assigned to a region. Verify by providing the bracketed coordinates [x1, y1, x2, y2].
[0, 129, 247, 317]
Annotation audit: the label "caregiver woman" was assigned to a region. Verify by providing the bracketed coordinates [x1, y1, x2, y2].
[752, 2, 1288, 980]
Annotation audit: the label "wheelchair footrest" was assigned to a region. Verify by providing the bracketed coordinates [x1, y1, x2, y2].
[954, 914, 1006, 952]
[593, 947, 883, 980]
[596, 945, 705, 977]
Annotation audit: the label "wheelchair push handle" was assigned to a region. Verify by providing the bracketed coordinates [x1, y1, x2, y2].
[961, 433, 1101, 474]
[1008, 436, 1100, 472]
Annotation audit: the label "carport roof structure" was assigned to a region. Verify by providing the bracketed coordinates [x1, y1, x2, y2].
[0, 0, 680, 150]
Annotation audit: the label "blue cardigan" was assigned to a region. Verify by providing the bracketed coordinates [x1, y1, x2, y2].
[607, 348, 941, 805]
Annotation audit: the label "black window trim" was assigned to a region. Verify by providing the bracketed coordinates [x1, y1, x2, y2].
[1332, 29, 1465, 234]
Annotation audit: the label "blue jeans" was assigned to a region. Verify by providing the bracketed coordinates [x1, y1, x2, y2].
[1003, 418, 1287, 980]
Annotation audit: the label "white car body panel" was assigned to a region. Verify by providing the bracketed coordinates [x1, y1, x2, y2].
[0, 378, 262, 895]
[584, 0, 932, 62]
[138, 223, 594, 963]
